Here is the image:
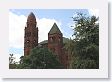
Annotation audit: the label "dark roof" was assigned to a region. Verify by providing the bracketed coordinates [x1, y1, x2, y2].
[28, 12, 35, 18]
[39, 40, 48, 45]
[39, 37, 69, 45]
[27, 12, 36, 22]
[49, 23, 62, 34]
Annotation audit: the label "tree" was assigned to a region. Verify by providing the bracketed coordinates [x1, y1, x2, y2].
[9, 54, 17, 69]
[19, 56, 24, 64]
[64, 38, 75, 68]
[9, 54, 14, 64]
[18, 47, 64, 69]
[71, 13, 99, 69]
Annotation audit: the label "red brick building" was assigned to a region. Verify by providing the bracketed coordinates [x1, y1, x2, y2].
[24, 12, 68, 68]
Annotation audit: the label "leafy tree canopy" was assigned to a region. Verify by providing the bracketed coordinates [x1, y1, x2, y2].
[18, 47, 64, 69]
[71, 13, 99, 69]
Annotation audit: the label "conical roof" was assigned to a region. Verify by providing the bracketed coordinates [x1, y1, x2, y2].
[49, 23, 62, 34]
[27, 12, 36, 22]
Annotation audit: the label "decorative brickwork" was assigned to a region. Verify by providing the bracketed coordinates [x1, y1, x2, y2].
[24, 12, 38, 56]
[24, 12, 68, 68]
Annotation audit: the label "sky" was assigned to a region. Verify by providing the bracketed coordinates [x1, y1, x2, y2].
[9, 9, 99, 62]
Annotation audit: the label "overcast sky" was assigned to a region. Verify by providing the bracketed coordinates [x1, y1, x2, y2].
[9, 9, 99, 62]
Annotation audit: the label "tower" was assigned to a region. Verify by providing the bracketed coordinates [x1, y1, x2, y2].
[48, 23, 63, 63]
[24, 12, 38, 56]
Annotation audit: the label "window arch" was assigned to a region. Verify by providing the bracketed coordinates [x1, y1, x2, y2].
[50, 37, 56, 43]
[26, 40, 30, 47]
[50, 37, 53, 42]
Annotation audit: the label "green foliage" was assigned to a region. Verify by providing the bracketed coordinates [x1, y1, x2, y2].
[64, 38, 75, 68]
[71, 13, 99, 69]
[18, 47, 63, 69]
[9, 63, 18, 69]
[72, 57, 98, 69]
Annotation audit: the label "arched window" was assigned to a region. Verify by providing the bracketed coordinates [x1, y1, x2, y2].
[52, 37, 55, 42]
[49, 36, 57, 43]
[59, 37, 61, 42]
[50, 37, 53, 42]
[26, 40, 30, 43]
[26, 40, 30, 47]
[34, 40, 36, 43]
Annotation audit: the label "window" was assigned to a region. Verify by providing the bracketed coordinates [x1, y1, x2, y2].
[59, 37, 61, 42]
[26, 40, 30, 43]
[34, 40, 36, 43]
[26, 40, 30, 47]
[50, 37, 55, 43]
[50, 37, 53, 42]
[52, 37, 55, 42]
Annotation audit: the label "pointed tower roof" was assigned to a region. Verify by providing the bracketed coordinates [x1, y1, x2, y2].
[27, 12, 36, 22]
[49, 23, 62, 34]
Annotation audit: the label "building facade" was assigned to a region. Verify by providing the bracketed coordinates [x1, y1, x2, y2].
[24, 12, 38, 56]
[24, 12, 68, 68]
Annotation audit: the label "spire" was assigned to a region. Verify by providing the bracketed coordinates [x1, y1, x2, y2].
[49, 23, 62, 34]
[27, 12, 36, 23]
